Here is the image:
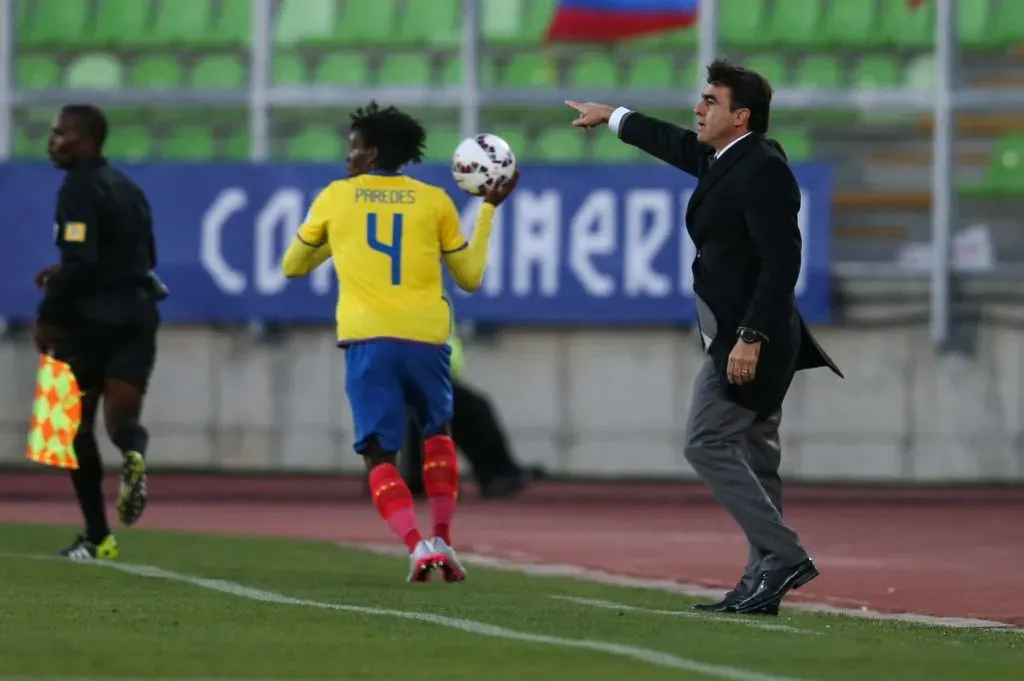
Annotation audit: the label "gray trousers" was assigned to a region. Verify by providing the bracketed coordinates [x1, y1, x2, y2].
[684, 356, 807, 586]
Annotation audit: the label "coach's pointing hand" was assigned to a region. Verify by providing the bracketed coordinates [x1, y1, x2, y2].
[565, 101, 614, 129]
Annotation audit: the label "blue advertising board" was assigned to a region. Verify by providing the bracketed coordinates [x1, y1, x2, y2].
[0, 162, 833, 324]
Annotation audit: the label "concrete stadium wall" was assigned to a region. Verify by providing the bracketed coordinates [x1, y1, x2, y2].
[3, 321, 1024, 483]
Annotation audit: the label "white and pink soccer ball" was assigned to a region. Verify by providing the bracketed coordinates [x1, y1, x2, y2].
[451, 133, 517, 196]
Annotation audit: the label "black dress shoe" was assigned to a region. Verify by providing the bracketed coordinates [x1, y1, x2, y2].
[733, 558, 819, 614]
[693, 586, 780, 616]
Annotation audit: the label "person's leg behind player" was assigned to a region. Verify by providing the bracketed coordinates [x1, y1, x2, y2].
[101, 319, 159, 527]
[345, 342, 442, 582]
[404, 343, 465, 583]
[50, 325, 118, 560]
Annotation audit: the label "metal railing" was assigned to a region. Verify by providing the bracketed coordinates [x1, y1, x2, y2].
[2, 0, 1024, 346]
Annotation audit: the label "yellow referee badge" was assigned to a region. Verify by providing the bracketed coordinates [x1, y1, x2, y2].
[64, 222, 86, 242]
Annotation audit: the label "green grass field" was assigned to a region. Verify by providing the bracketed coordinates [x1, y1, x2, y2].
[0, 523, 1020, 681]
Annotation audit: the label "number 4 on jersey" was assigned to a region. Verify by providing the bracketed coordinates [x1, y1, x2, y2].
[366, 213, 403, 285]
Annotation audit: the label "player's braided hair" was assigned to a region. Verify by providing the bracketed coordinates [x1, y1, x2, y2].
[349, 101, 426, 171]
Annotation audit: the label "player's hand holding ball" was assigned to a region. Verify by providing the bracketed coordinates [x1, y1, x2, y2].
[452, 133, 519, 206]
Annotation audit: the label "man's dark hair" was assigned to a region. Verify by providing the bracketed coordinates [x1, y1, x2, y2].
[62, 104, 109, 149]
[349, 101, 427, 170]
[706, 59, 773, 135]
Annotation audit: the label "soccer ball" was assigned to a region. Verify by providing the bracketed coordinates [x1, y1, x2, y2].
[451, 133, 517, 196]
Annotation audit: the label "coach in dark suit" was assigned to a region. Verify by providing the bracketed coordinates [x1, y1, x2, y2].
[566, 59, 843, 615]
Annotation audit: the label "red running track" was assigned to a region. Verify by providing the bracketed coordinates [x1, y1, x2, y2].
[1, 471, 1022, 625]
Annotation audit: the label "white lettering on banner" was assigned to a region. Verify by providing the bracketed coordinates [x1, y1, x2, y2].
[680, 190, 696, 294]
[302, 188, 334, 295]
[624, 189, 672, 297]
[569, 189, 616, 297]
[200, 187, 248, 295]
[255, 188, 306, 295]
[512, 190, 560, 297]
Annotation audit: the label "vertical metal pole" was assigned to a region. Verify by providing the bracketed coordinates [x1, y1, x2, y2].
[696, 0, 718, 89]
[458, 0, 481, 139]
[0, 0, 14, 161]
[930, 0, 956, 347]
[249, 0, 272, 162]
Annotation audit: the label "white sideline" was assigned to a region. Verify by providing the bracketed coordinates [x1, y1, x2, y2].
[0, 553, 804, 681]
[346, 541, 1024, 633]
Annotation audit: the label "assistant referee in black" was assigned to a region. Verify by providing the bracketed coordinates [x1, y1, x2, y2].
[35, 104, 165, 561]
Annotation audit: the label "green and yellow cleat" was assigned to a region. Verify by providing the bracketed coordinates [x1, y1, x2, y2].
[117, 450, 148, 526]
[59, 534, 119, 561]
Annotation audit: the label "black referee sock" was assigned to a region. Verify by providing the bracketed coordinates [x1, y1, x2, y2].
[111, 421, 149, 458]
[69, 433, 110, 544]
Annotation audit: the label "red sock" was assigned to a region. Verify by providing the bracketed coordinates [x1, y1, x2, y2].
[423, 435, 459, 545]
[368, 463, 422, 553]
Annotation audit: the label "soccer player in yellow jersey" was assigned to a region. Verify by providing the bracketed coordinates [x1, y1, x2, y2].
[279, 102, 519, 583]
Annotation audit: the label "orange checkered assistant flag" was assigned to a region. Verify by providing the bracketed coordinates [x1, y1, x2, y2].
[26, 354, 83, 470]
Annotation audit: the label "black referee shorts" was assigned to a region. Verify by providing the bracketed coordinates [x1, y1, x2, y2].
[51, 319, 159, 393]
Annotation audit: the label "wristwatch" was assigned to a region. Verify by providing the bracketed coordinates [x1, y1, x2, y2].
[737, 327, 763, 344]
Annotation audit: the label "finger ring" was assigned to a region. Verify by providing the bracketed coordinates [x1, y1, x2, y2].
[741, 369, 750, 374]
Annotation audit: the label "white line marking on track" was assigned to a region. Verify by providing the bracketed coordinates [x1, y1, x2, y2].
[550, 596, 822, 635]
[346, 542, 1024, 633]
[0, 553, 805, 681]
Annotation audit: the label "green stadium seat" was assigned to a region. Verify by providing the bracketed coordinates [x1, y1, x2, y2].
[441, 56, 498, 87]
[191, 55, 246, 90]
[13, 0, 32, 38]
[904, 54, 934, 90]
[312, 54, 370, 86]
[720, 0, 769, 49]
[65, 54, 124, 91]
[533, 128, 585, 162]
[274, 0, 338, 46]
[744, 56, 789, 87]
[503, 54, 558, 88]
[993, 0, 1024, 46]
[624, 56, 675, 90]
[16, 55, 61, 90]
[92, 0, 152, 49]
[793, 56, 844, 90]
[482, 0, 526, 45]
[771, 129, 812, 161]
[489, 129, 528, 160]
[878, 0, 933, 49]
[153, 0, 217, 47]
[273, 54, 309, 86]
[769, 0, 825, 48]
[852, 56, 901, 89]
[961, 134, 1024, 196]
[524, 0, 558, 43]
[163, 127, 217, 161]
[377, 55, 433, 86]
[288, 127, 343, 162]
[225, 131, 251, 160]
[399, 0, 460, 46]
[337, 0, 399, 46]
[593, 132, 640, 162]
[568, 55, 619, 89]
[129, 56, 185, 90]
[211, 0, 253, 48]
[424, 128, 463, 162]
[13, 128, 45, 159]
[822, 0, 879, 48]
[18, 0, 92, 49]
[105, 127, 152, 162]
[958, 0, 993, 49]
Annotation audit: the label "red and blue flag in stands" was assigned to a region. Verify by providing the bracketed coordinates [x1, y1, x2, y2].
[546, 0, 698, 43]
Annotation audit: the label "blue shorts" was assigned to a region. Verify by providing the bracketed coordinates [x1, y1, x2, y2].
[344, 341, 453, 455]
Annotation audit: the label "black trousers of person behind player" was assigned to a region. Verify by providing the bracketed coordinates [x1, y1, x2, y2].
[49, 307, 159, 544]
[400, 379, 539, 499]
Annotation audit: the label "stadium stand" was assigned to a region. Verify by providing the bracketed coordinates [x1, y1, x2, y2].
[9, 0, 1024, 262]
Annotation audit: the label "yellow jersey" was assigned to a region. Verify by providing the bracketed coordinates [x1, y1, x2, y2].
[280, 171, 495, 345]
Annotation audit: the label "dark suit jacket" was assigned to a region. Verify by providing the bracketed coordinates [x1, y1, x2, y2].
[618, 111, 843, 416]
